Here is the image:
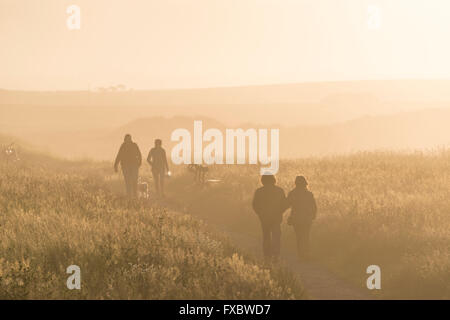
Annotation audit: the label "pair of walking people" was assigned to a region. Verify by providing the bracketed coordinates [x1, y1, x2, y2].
[114, 134, 169, 198]
[252, 174, 317, 263]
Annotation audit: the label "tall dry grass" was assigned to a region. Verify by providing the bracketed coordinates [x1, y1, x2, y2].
[0, 151, 305, 299]
[167, 151, 450, 299]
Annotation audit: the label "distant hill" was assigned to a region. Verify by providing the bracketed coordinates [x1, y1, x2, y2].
[5, 109, 449, 160]
[2, 80, 450, 159]
[114, 109, 450, 159]
[281, 108, 450, 157]
[2, 80, 450, 129]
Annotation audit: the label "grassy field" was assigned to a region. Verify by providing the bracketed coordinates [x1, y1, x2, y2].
[0, 148, 305, 299]
[2, 140, 449, 300]
[165, 151, 450, 299]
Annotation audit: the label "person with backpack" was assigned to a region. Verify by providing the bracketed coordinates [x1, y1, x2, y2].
[114, 134, 142, 198]
[286, 176, 317, 261]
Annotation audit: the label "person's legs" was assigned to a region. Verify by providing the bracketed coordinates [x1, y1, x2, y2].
[301, 220, 312, 258]
[159, 172, 165, 196]
[294, 220, 312, 260]
[152, 170, 160, 195]
[271, 223, 281, 261]
[122, 168, 132, 197]
[130, 167, 139, 198]
[294, 223, 303, 259]
[260, 220, 272, 262]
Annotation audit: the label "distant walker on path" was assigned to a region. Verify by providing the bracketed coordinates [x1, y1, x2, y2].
[114, 134, 142, 198]
[147, 139, 170, 197]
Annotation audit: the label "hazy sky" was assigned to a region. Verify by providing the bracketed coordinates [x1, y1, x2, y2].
[2, 0, 450, 90]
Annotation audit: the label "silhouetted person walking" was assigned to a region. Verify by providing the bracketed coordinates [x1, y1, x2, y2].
[114, 134, 142, 198]
[252, 174, 287, 263]
[147, 139, 169, 197]
[287, 176, 317, 261]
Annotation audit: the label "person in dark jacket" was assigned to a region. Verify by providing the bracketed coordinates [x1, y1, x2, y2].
[114, 134, 142, 198]
[252, 174, 288, 263]
[287, 176, 317, 261]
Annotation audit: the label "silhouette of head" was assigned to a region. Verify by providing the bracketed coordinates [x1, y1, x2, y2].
[124, 134, 132, 143]
[155, 139, 162, 147]
[295, 176, 308, 188]
[261, 174, 276, 186]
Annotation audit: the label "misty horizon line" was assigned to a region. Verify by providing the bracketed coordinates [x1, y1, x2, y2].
[4, 78, 450, 93]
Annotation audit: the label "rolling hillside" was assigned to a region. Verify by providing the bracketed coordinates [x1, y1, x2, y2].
[3, 108, 448, 160]
[2, 80, 450, 130]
